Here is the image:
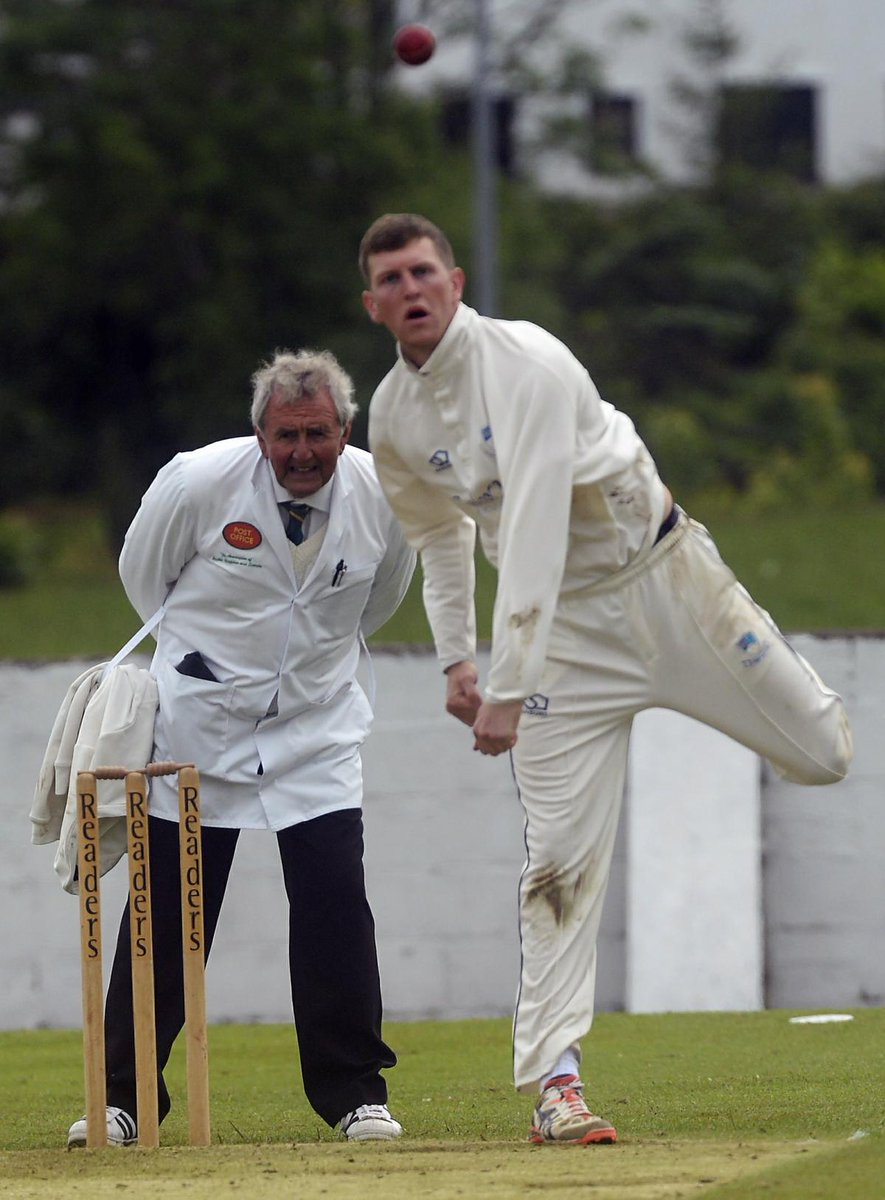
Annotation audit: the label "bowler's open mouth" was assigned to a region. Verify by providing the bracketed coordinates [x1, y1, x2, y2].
[406, 306, 429, 321]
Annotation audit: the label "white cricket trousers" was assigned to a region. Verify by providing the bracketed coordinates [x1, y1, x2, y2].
[510, 511, 853, 1092]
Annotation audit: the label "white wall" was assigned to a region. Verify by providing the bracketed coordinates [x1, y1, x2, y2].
[626, 710, 762, 1013]
[763, 635, 885, 1008]
[3, 635, 882, 1031]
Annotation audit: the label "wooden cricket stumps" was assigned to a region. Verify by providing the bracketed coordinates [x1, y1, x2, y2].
[75, 762, 210, 1149]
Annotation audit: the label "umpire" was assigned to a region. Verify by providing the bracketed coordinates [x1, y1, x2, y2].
[67, 348, 414, 1146]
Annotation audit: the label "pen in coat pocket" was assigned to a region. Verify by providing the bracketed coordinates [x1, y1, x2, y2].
[332, 560, 347, 587]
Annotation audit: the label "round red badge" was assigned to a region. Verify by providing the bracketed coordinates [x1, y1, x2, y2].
[223, 522, 262, 550]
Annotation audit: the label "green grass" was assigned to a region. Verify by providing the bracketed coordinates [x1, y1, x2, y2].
[6, 1009, 884, 1148]
[689, 497, 885, 633]
[0, 1012, 882, 1198]
[0, 499, 883, 660]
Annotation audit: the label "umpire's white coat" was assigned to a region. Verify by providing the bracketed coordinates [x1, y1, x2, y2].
[119, 438, 415, 829]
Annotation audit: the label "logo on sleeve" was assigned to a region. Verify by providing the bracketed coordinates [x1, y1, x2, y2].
[429, 449, 452, 471]
[223, 522, 263, 550]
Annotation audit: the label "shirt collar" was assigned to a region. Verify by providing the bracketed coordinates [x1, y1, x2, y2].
[396, 302, 474, 379]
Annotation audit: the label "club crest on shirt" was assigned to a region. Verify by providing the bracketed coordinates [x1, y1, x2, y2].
[223, 521, 263, 550]
[429, 449, 452, 471]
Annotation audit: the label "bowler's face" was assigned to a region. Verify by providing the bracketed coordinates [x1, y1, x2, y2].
[256, 388, 350, 498]
[362, 237, 464, 367]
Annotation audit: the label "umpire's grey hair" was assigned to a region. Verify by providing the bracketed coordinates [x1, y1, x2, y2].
[250, 348, 358, 430]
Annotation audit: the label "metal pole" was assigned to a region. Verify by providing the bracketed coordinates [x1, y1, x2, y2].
[471, 0, 497, 315]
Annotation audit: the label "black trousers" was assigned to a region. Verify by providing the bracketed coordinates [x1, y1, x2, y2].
[104, 809, 395, 1127]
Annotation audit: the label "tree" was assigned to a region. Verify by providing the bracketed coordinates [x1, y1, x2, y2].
[0, 0, 445, 542]
[782, 237, 885, 491]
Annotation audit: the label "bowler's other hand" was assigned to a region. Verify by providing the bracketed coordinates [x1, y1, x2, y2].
[473, 699, 523, 757]
[445, 660, 483, 727]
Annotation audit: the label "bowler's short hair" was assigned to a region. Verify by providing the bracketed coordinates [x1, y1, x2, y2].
[358, 213, 456, 283]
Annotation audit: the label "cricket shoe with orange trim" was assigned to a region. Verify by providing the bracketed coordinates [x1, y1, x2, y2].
[529, 1075, 617, 1145]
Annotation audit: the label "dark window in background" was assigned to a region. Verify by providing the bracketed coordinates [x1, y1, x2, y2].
[588, 90, 638, 173]
[717, 83, 817, 181]
[440, 91, 517, 176]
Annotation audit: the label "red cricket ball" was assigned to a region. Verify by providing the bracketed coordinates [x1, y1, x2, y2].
[393, 23, 436, 67]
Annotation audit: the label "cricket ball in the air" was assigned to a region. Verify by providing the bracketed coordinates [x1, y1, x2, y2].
[393, 23, 436, 66]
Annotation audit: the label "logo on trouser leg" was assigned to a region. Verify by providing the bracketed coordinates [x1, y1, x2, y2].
[737, 631, 770, 666]
[523, 693, 550, 715]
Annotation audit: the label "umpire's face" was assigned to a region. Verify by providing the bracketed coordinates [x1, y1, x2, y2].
[257, 388, 351, 498]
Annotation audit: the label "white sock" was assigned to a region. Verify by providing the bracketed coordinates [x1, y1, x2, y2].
[541, 1044, 581, 1090]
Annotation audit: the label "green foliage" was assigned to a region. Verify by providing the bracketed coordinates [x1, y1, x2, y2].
[3, 0, 885, 549]
[0, 509, 42, 587]
[640, 407, 720, 495]
[551, 187, 789, 404]
[782, 239, 885, 489]
[0, 0, 457, 543]
[742, 373, 874, 514]
[538, 168, 885, 502]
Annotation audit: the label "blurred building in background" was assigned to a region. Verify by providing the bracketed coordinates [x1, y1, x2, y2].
[396, 0, 885, 197]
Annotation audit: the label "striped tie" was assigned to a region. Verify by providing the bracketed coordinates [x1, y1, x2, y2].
[283, 502, 310, 546]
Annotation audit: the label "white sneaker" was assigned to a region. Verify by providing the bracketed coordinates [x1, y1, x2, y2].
[67, 1106, 138, 1147]
[338, 1103, 403, 1141]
